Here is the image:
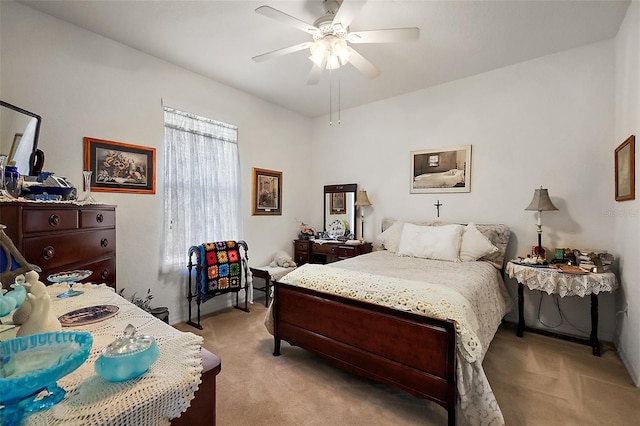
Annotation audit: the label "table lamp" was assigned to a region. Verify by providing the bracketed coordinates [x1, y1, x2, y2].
[354, 190, 372, 241]
[525, 186, 558, 257]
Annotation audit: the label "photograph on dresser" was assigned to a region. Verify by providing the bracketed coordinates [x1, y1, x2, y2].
[251, 167, 281, 215]
[83, 137, 156, 194]
[410, 145, 472, 193]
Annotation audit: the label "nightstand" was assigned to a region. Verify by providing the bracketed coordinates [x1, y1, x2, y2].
[293, 239, 372, 265]
[506, 261, 618, 356]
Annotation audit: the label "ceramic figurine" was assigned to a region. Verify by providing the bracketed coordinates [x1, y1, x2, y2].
[12, 274, 31, 325]
[16, 271, 61, 337]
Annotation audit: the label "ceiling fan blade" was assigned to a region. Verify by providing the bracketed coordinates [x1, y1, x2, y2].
[348, 27, 420, 44]
[307, 62, 325, 85]
[332, 0, 367, 31]
[255, 6, 318, 35]
[347, 47, 380, 79]
[252, 42, 311, 63]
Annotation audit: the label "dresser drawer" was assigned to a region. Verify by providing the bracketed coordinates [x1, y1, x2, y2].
[294, 240, 310, 253]
[23, 229, 116, 271]
[80, 209, 116, 229]
[312, 243, 338, 255]
[22, 209, 79, 233]
[334, 246, 357, 257]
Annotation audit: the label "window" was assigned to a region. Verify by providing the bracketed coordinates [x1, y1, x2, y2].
[161, 107, 241, 272]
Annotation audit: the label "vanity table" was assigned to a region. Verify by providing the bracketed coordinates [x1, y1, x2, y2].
[297, 183, 371, 264]
[294, 239, 372, 264]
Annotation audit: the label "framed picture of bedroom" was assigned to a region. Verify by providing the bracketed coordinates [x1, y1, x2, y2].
[410, 145, 472, 193]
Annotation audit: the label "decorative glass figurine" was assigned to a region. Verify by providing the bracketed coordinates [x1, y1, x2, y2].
[79, 170, 96, 202]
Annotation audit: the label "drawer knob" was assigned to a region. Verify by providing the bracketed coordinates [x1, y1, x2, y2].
[49, 214, 60, 227]
[100, 238, 109, 248]
[42, 246, 55, 260]
[96, 213, 104, 223]
[100, 269, 109, 280]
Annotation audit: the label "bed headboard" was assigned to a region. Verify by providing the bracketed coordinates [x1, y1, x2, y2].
[380, 218, 511, 269]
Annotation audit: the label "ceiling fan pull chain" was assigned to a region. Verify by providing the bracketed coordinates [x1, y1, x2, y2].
[329, 69, 333, 126]
[338, 68, 341, 125]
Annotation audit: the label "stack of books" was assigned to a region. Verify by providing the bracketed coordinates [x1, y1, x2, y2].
[577, 249, 614, 272]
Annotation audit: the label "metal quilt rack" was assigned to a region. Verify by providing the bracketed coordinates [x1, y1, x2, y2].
[186, 240, 249, 330]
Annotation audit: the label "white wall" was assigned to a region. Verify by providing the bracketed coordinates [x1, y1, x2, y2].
[614, 0, 640, 386]
[311, 40, 619, 342]
[0, 1, 312, 323]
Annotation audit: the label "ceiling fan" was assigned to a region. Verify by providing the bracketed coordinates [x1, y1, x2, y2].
[252, 0, 419, 85]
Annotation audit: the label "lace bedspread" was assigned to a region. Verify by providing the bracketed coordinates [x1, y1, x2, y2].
[1, 283, 203, 426]
[505, 262, 618, 297]
[268, 251, 511, 426]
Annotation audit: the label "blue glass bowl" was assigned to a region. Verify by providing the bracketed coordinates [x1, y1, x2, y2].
[0, 331, 92, 424]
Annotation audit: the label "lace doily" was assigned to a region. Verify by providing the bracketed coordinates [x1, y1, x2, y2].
[2, 283, 203, 426]
[506, 262, 618, 297]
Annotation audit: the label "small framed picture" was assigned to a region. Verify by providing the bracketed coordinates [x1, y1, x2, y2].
[615, 135, 635, 201]
[252, 167, 282, 215]
[330, 192, 346, 214]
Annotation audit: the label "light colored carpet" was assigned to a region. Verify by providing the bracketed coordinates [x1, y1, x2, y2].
[175, 302, 639, 426]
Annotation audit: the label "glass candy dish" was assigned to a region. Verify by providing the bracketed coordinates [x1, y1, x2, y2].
[48, 270, 92, 298]
[0, 331, 93, 425]
[95, 324, 160, 382]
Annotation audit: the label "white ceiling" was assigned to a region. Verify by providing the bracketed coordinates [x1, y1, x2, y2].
[19, 0, 630, 118]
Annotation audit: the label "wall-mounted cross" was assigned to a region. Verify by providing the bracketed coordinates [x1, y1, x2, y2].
[434, 200, 443, 217]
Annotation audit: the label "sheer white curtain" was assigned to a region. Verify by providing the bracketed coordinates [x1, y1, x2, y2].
[162, 107, 242, 273]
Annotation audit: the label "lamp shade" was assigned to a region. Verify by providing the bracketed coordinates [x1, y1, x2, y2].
[354, 190, 372, 207]
[525, 187, 558, 211]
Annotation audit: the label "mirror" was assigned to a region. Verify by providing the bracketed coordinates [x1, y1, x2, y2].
[0, 100, 44, 176]
[324, 183, 357, 239]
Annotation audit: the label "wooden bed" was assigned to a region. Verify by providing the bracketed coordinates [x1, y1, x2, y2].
[272, 281, 458, 426]
[269, 221, 511, 426]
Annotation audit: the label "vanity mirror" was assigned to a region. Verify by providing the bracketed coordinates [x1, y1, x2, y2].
[324, 184, 356, 240]
[0, 100, 44, 176]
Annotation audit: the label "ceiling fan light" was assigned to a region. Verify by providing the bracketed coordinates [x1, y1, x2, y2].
[309, 42, 327, 67]
[326, 54, 341, 70]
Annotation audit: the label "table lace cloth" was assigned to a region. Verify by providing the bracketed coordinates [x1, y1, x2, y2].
[1, 283, 203, 426]
[505, 262, 618, 297]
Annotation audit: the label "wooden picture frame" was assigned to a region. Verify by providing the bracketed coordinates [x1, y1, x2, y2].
[330, 192, 346, 214]
[252, 167, 282, 215]
[83, 137, 156, 194]
[410, 145, 472, 193]
[615, 135, 635, 202]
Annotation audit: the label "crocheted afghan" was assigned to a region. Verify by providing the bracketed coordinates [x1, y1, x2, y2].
[199, 240, 242, 298]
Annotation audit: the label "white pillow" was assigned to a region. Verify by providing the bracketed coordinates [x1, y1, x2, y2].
[397, 223, 464, 262]
[375, 220, 405, 253]
[459, 223, 499, 262]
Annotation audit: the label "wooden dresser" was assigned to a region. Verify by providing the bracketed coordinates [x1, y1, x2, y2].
[294, 239, 372, 265]
[0, 202, 117, 289]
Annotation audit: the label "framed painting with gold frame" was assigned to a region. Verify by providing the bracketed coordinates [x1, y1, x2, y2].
[83, 137, 156, 194]
[615, 135, 635, 202]
[252, 167, 282, 215]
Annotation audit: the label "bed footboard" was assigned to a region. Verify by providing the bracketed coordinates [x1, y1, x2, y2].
[272, 282, 457, 425]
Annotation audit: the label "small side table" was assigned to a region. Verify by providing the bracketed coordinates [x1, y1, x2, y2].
[505, 261, 618, 356]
